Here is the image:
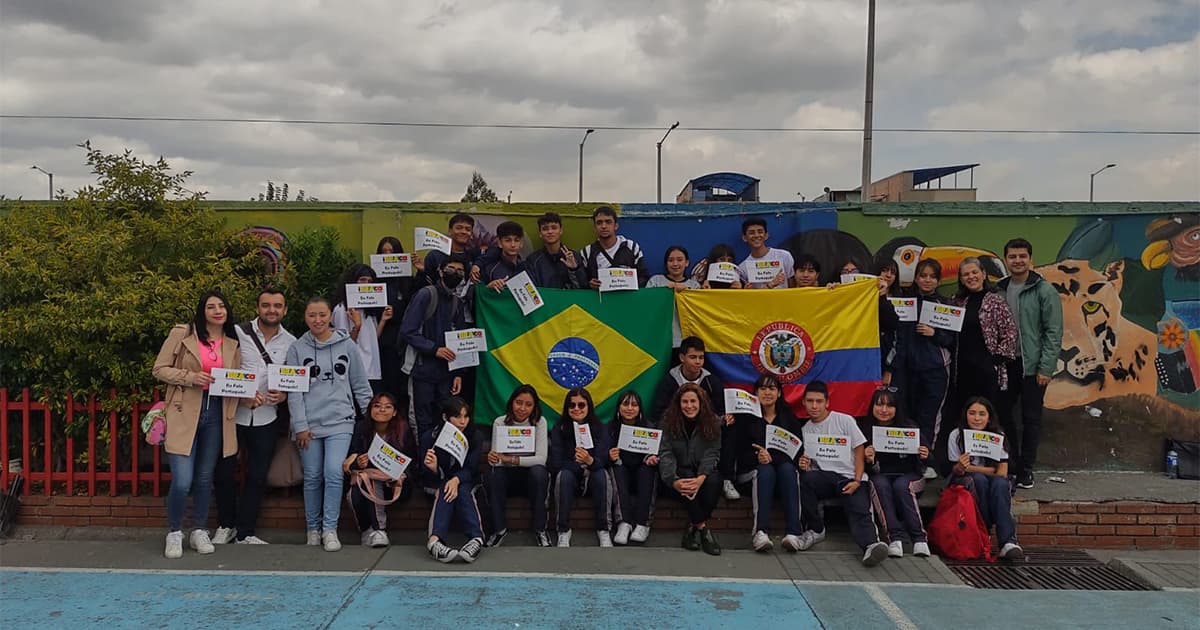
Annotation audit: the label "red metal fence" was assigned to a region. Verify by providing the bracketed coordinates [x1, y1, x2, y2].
[1, 388, 171, 497]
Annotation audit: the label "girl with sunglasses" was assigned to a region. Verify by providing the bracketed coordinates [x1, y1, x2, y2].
[549, 388, 613, 547]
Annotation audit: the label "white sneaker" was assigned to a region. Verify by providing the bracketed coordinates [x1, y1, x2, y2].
[913, 541, 931, 558]
[863, 541, 889, 567]
[189, 529, 215, 554]
[630, 525, 651, 543]
[322, 531, 341, 552]
[236, 535, 269, 545]
[361, 530, 376, 547]
[888, 540, 904, 558]
[370, 530, 390, 548]
[557, 530, 572, 548]
[923, 467, 938, 480]
[781, 534, 803, 552]
[796, 529, 826, 551]
[164, 531, 183, 559]
[597, 531, 613, 548]
[752, 530, 773, 552]
[613, 523, 632, 545]
[999, 542, 1024, 561]
[306, 529, 322, 546]
[211, 527, 236, 545]
[722, 479, 741, 500]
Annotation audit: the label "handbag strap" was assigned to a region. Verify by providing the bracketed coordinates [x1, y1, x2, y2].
[353, 469, 403, 505]
[239, 321, 272, 366]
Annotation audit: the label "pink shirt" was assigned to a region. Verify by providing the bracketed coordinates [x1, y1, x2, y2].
[198, 338, 225, 389]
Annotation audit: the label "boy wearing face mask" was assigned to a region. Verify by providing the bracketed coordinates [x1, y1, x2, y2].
[401, 254, 471, 490]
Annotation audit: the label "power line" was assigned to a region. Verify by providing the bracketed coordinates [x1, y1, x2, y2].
[1, 114, 1197, 136]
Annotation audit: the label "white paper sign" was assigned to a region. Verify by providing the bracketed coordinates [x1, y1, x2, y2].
[370, 253, 413, 278]
[599, 268, 638, 292]
[495, 426, 536, 454]
[574, 423, 594, 449]
[434, 422, 469, 465]
[505, 271, 544, 316]
[965, 430, 1005, 460]
[706, 261, 740, 284]
[765, 425, 802, 459]
[872, 426, 920, 454]
[414, 227, 452, 254]
[347, 283, 388, 309]
[811, 435, 852, 468]
[748, 259, 784, 283]
[889, 297, 918, 322]
[618, 424, 663, 455]
[267, 365, 310, 393]
[840, 273, 877, 285]
[367, 433, 411, 480]
[447, 350, 479, 372]
[919, 301, 966, 332]
[445, 328, 488, 354]
[210, 368, 258, 398]
[724, 389, 762, 417]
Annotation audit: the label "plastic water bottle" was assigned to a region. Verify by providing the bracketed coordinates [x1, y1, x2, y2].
[1166, 450, 1179, 479]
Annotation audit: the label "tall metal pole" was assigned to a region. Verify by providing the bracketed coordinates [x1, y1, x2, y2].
[31, 165, 53, 200]
[578, 129, 594, 203]
[656, 121, 680, 204]
[1089, 163, 1116, 202]
[860, 0, 876, 203]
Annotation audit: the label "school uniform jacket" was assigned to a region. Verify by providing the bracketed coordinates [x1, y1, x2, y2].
[422, 423, 483, 485]
[734, 406, 804, 471]
[549, 420, 611, 477]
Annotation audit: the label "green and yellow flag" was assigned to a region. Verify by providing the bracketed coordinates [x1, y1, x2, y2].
[475, 288, 675, 425]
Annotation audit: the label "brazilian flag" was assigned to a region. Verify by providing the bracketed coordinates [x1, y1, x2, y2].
[475, 287, 675, 426]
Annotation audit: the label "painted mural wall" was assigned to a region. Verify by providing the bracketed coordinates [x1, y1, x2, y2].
[215, 201, 1200, 470]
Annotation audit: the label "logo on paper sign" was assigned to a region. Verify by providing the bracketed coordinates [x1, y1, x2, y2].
[610, 269, 634, 277]
[886, 429, 916, 438]
[225, 371, 255, 381]
[971, 432, 1002, 444]
[524, 283, 542, 305]
[817, 436, 848, 445]
[933, 304, 959, 315]
[750, 321, 815, 382]
[506, 428, 533, 437]
[547, 337, 600, 388]
[355, 285, 385, 294]
[453, 432, 466, 445]
[755, 261, 781, 269]
[632, 429, 659, 438]
[772, 428, 801, 445]
[457, 330, 483, 340]
[278, 367, 307, 377]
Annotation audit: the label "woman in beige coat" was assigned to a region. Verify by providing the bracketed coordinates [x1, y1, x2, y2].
[153, 290, 258, 559]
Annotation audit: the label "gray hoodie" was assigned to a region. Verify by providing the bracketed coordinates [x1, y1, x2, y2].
[285, 329, 373, 438]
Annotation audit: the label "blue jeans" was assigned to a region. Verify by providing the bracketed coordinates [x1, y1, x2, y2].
[752, 461, 802, 536]
[299, 433, 353, 532]
[166, 394, 223, 532]
[965, 472, 1017, 546]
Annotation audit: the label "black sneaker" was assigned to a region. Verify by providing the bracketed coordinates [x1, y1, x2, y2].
[699, 528, 722, 556]
[428, 539, 458, 563]
[459, 537, 483, 563]
[682, 526, 701, 551]
[1016, 472, 1035, 489]
[485, 529, 508, 548]
[535, 531, 552, 547]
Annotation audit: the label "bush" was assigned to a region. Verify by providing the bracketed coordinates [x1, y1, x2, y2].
[0, 144, 275, 408]
[279, 226, 357, 333]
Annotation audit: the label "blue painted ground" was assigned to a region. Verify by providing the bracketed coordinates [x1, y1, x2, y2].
[3, 569, 1197, 629]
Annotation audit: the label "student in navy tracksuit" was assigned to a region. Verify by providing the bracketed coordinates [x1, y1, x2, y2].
[606, 390, 658, 545]
[947, 396, 1023, 561]
[863, 387, 930, 559]
[736, 374, 804, 553]
[892, 258, 956, 475]
[550, 387, 613, 548]
[422, 397, 484, 563]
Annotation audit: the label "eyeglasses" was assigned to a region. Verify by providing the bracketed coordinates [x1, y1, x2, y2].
[875, 386, 898, 393]
[568, 402, 588, 410]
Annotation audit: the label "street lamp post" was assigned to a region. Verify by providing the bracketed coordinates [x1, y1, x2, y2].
[1089, 163, 1116, 202]
[30, 165, 53, 200]
[860, 0, 876, 203]
[656, 121, 680, 204]
[578, 129, 594, 203]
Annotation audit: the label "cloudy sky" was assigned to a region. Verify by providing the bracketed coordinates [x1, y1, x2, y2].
[1, 0, 1197, 203]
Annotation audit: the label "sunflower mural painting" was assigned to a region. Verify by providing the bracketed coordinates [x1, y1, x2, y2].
[1142, 214, 1200, 398]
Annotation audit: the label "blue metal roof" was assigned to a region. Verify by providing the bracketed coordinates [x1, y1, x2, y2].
[909, 164, 979, 187]
[687, 172, 759, 195]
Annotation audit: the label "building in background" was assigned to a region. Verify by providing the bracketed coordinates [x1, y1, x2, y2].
[676, 172, 760, 203]
[816, 163, 979, 202]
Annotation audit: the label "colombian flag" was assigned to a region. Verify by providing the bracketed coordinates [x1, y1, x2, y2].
[677, 281, 881, 416]
[476, 288, 675, 425]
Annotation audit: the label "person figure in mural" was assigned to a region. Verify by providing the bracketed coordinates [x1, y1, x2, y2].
[995, 238, 1063, 490]
[692, 243, 745, 289]
[793, 254, 821, 288]
[739, 217, 794, 289]
[650, 337, 735, 499]
[1141, 214, 1200, 395]
[212, 288, 296, 546]
[947, 257, 1018, 460]
[523, 212, 587, 289]
[400, 254, 470, 490]
[477, 221, 528, 291]
[580, 206, 651, 289]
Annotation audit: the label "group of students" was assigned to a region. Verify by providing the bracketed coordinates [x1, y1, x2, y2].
[152, 206, 1061, 567]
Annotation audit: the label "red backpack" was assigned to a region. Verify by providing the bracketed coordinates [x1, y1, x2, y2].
[928, 484, 994, 562]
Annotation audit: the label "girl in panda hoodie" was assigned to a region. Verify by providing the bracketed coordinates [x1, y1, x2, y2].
[287, 297, 373, 552]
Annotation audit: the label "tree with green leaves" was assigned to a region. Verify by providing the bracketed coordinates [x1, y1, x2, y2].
[461, 171, 499, 203]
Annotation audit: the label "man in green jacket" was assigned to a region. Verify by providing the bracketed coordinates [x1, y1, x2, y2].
[996, 238, 1063, 490]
